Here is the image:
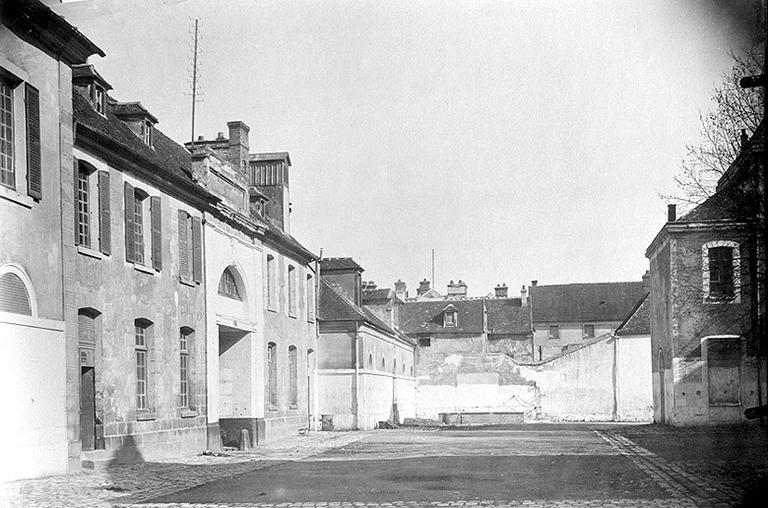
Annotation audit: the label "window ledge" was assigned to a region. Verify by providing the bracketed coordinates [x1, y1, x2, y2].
[267, 307, 278, 314]
[704, 297, 738, 305]
[179, 277, 196, 288]
[77, 245, 104, 260]
[307, 317, 315, 324]
[709, 402, 741, 407]
[289, 312, 298, 319]
[0, 186, 34, 209]
[180, 408, 198, 418]
[132, 263, 155, 275]
[288, 404, 299, 410]
[267, 405, 278, 412]
[136, 411, 156, 421]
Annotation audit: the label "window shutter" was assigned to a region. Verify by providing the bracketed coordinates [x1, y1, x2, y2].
[0, 273, 32, 316]
[178, 210, 190, 280]
[98, 171, 111, 255]
[150, 196, 162, 271]
[191, 216, 203, 283]
[25, 84, 42, 200]
[124, 182, 135, 262]
[74, 159, 80, 243]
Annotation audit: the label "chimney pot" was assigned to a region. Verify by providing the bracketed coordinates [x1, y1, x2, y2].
[197, 135, 205, 141]
[668, 204, 677, 222]
[216, 132, 225, 140]
[531, 280, 538, 287]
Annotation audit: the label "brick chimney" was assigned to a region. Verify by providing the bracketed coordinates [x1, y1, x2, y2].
[667, 204, 677, 222]
[494, 283, 508, 298]
[394, 279, 408, 301]
[520, 285, 528, 306]
[531, 280, 538, 287]
[417, 279, 431, 296]
[362, 280, 378, 291]
[227, 121, 250, 180]
[447, 280, 468, 299]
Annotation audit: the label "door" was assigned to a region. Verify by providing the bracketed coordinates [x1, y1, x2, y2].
[657, 349, 665, 423]
[80, 366, 96, 451]
[707, 338, 741, 405]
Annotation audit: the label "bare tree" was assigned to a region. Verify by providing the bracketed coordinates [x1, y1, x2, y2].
[666, 47, 764, 206]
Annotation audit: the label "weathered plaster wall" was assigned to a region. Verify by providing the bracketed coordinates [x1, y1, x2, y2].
[533, 322, 618, 359]
[71, 153, 209, 463]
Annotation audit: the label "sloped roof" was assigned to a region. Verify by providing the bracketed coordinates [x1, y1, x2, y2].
[112, 101, 158, 123]
[401, 299, 484, 334]
[320, 257, 364, 272]
[530, 281, 645, 323]
[676, 188, 744, 223]
[486, 299, 531, 335]
[363, 288, 393, 302]
[73, 91, 200, 192]
[615, 293, 650, 336]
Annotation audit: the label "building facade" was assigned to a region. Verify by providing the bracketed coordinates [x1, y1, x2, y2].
[646, 123, 765, 425]
[0, 0, 102, 480]
[317, 258, 416, 430]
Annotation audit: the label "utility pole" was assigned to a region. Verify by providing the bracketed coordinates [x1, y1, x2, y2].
[431, 249, 435, 286]
[189, 19, 202, 147]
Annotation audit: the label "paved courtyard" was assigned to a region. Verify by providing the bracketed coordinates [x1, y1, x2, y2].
[1, 424, 766, 508]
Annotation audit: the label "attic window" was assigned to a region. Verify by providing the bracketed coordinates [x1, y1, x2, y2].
[443, 306, 457, 327]
[91, 85, 105, 115]
[140, 120, 152, 146]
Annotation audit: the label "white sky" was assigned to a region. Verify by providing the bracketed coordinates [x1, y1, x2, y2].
[54, 0, 759, 298]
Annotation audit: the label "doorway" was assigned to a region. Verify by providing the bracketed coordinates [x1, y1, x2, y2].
[80, 366, 96, 451]
[657, 348, 665, 424]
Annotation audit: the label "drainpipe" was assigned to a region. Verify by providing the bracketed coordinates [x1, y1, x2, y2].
[353, 320, 360, 429]
[611, 334, 618, 421]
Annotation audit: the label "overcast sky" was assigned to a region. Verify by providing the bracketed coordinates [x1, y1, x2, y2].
[55, 0, 760, 298]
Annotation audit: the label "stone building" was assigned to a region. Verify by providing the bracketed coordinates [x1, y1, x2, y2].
[646, 122, 765, 425]
[400, 282, 533, 420]
[317, 258, 416, 430]
[188, 128, 318, 447]
[0, 0, 102, 480]
[529, 279, 647, 360]
[69, 68, 215, 466]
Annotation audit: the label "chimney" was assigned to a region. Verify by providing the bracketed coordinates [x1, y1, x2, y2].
[227, 121, 250, 180]
[362, 280, 377, 291]
[447, 280, 468, 299]
[741, 128, 749, 149]
[642, 270, 651, 295]
[417, 279, 431, 296]
[520, 285, 528, 306]
[494, 283, 508, 298]
[531, 280, 538, 287]
[667, 204, 676, 222]
[394, 279, 408, 300]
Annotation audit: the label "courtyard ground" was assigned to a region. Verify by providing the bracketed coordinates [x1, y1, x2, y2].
[1, 424, 765, 508]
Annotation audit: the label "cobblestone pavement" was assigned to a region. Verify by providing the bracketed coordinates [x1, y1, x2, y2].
[0, 431, 368, 508]
[1, 425, 765, 508]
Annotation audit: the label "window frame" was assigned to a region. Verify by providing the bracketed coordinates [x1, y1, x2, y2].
[306, 273, 315, 322]
[134, 319, 152, 412]
[702, 240, 741, 303]
[549, 325, 560, 340]
[0, 74, 15, 190]
[288, 345, 298, 408]
[218, 267, 242, 300]
[179, 327, 193, 409]
[583, 324, 595, 338]
[288, 265, 297, 317]
[266, 254, 276, 310]
[267, 342, 278, 409]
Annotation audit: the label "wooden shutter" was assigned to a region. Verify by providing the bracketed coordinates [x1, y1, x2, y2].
[25, 84, 42, 200]
[150, 196, 162, 271]
[0, 273, 32, 316]
[74, 159, 80, 243]
[78, 313, 96, 345]
[178, 210, 190, 280]
[98, 171, 111, 255]
[124, 182, 135, 262]
[191, 216, 203, 283]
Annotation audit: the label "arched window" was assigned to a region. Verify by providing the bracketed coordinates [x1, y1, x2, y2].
[218, 267, 241, 300]
[0, 271, 32, 316]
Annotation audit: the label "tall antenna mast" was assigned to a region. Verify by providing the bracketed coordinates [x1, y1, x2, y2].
[189, 19, 202, 147]
[431, 249, 435, 286]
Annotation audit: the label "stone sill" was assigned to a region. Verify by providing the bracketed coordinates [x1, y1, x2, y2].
[179, 277, 196, 288]
[136, 411, 157, 421]
[132, 263, 156, 276]
[267, 406, 278, 412]
[288, 404, 299, 410]
[180, 408, 198, 418]
[0, 185, 34, 208]
[77, 245, 105, 260]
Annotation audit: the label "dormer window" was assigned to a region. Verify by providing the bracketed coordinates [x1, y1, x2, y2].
[443, 305, 458, 327]
[92, 85, 105, 115]
[141, 120, 152, 146]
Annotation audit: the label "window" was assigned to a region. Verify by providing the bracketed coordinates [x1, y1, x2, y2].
[266, 254, 276, 309]
[135, 319, 152, 411]
[0, 76, 14, 189]
[549, 325, 560, 340]
[288, 345, 298, 407]
[140, 120, 152, 146]
[76, 164, 92, 247]
[91, 85, 105, 116]
[443, 305, 457, 327]
[75, 161, 111, 254]
[288, 265, 297, 316]
[267, 342, 277, 407]
[124, 183, 161, 269]
[307, 274, 315, 321]
[703, 241, 740, 302]
[178, 210, 202, 284]
[0, 271, 32, 315]
[583, 324, 595, 338]
[218, 267, 241, 299]
[179, 328, 193, 408]
[0, 71, 41, 199]
[418, 338, 431, 347]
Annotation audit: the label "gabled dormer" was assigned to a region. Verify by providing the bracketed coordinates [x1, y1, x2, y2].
[112, 100, 158, 148]
[72, 63, 112, 116]
[442, 304, 458, 327]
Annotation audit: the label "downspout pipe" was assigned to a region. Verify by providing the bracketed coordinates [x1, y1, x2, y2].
[353, 320, 360, 429]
